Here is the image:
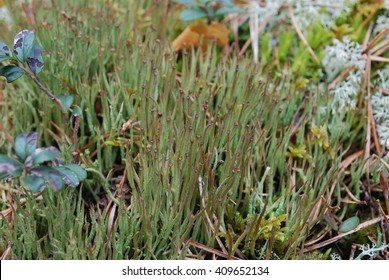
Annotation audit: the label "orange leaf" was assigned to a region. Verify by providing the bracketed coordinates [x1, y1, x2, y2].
[172, 21, 229, 51]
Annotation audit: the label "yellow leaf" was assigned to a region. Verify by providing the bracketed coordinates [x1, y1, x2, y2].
[172, 21, 229, 52]
[105, 140, 125, 147]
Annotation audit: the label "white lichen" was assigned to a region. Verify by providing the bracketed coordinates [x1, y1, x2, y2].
[322, 37, 365, 80]
[355, 243, 389, 260]
[372, 66, 389, 149]
[329, 70, 363, 113]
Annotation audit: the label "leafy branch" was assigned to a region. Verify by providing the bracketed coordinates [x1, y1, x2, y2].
[0, 30, 71, 113]
[0, 132, 86, 192]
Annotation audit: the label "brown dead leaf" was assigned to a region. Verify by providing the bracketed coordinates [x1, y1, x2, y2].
[172, 21, 229, 52]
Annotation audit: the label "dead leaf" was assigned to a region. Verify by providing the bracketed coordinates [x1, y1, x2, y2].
[172, 21, 229, 52]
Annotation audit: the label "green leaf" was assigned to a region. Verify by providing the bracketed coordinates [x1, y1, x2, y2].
[174, 0, 199, 6]
[22, 175, 46, 192]
[24, 147, 61, 167]
[55, 166, 81, 187]
[0, 42, 13, 63]
[179, 9, 208, 21]
[0, 155, 23, 179]
[14, 132, 38, 161]
[215, 6, 245, 16]
[57, 95, 75, 112]
[31, 166, 64, 191]
[217, 0, 234, 6]
[339, 216, 360, 233]
[63, 164, 87, 181]
[27, 45, 44, 76]
[0, 65, 24, 83]
[13, 30, 35, 63]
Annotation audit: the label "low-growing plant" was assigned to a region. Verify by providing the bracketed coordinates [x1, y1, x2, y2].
[0, 132, 86, 192]
[0, 29, 73, 113]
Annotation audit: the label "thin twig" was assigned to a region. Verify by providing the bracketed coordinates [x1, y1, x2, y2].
[369, 55, 389, 63]
[368, 101, 381, 156]
[198, 177, 228, 255]
[370, 39, 389, 56]
[328, 66, 354, 91]
[0, 122, 14, 145]
[186, 240, 239, 260]
[19, 65, 66, 113]
[302, 214, 389, 253]
[288, 3, 320, 65]
[327, 150, 364, 204]
[0, 241, 13, 260]
[363, 27, 389, 54]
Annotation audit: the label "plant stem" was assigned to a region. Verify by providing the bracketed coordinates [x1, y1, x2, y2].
[19, 65, 66, 113]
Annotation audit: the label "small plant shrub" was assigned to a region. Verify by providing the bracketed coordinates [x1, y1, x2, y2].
[0, 132, 86, 192]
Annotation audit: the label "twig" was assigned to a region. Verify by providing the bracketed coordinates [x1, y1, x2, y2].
[328, 66, 354, 91]
[50, 120, 72, 144]
[327, 150, 364, 204]
[372, 86, 389, 95]
[359, 5, 381, 30]
[0, 241, 13, 260]
[368, 101, 381, 156]
[288, 3, 320, 65]
[239, 10, 274, 58]
[19, 65, 66, 113]
[370, 39, 389, 56]
[363, 27, 389, 54]
[0, 122, 14, 145]
[364, 52, 372, 185]
[186, 240, 239, 260]
[369, 55, 389, 63]
[198, 177, 228, 255]
[302, 214, 389, 253]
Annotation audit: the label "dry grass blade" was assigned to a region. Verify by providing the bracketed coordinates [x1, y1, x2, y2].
[342, 183, 367, 205]
[373, 86, 389, 95]
[50, 120, 72, 144]
[327, 150, 364, 203]
[0, 122, 14, 145]
[186, 240, 240, 260]
[239, 12, 273, 58]
[0, 208, 13, 220]
[368, 101, 381, 156]
[302, 214, 389, 253]
[370, 55, 389, 63]
[288, 3, 320, 65]
[362, 24, 373, 181]
[370, 39, 389, 55]
[198, 177, 228, 254]
[377, 159, 389, 213]
[359, 22, 373, 102]
[304, 228, 332, 246]
[0, 241, 13, 260]
[363, 27, 389, 54]
[328, 66, 354, 91]
[376, 199, 389, 224]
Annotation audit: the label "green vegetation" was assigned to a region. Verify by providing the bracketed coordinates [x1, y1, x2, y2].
[0, 0, 388, 260]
